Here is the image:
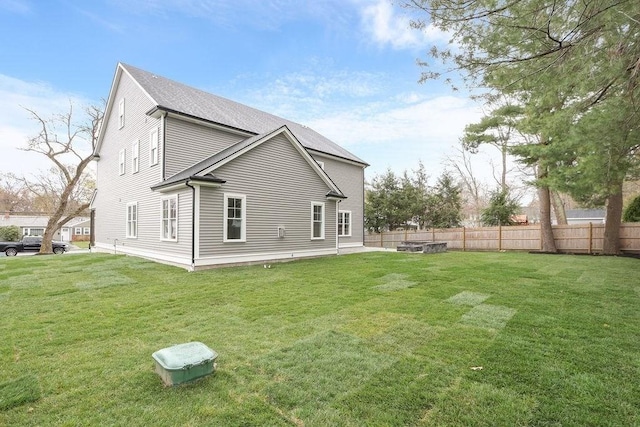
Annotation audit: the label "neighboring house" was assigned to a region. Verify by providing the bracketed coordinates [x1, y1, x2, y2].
[565, 209, 606, 225]
[0, 213, 89, 241]
[92, 63, 368, 270]
[69, 218, 92, 242]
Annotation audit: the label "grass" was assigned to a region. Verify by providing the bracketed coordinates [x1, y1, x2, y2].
[0, 375, 40, 411]
[70, 241, 90, 249]
[0, 251, 638, 426]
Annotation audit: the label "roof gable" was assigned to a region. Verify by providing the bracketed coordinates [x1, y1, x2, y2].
[94, 63, 156, 155]
[104, 62, 366, 166]
[152, 126, 344, 198]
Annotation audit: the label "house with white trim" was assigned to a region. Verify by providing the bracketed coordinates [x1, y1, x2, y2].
[0, 213, 89, 242]
[92, 63, 367, 270]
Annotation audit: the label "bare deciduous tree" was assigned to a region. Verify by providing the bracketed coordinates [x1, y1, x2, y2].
[445, 145, 488, 226]
[0, 173, 32, 213]
[20, 102, 103, 253]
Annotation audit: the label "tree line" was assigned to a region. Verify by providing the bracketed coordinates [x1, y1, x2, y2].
[365, 163, 521, 232]
[404, 0, 640, 254]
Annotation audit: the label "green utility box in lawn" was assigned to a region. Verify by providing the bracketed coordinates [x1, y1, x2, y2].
[152, 342, 218, 386]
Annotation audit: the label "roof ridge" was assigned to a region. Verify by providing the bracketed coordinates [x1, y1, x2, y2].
[118, 63, 367, 166]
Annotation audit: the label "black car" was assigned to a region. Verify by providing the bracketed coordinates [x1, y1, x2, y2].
[1, 236, 69, 256]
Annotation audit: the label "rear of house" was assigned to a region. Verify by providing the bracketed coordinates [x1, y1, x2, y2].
[92, 63, 367, 269]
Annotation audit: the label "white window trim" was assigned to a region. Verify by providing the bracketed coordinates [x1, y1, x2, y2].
[118, 99, 125, 129]
[23, 228, 44, 237]
[223, 193, 246, 243]
[160, 195, 178, 242]
[83, 227, 90, 235]
[150, 128, 159, 166]
[126, 202, 138, 239]
[119, 149, 126, 175]
[338, 210, 352, 237]
[132, 140, 139, 174]
[311, 202, 325, 240]
[75, 227, 82, 235]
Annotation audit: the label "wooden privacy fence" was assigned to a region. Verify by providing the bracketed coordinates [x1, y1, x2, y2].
[365, 223, 640, 254]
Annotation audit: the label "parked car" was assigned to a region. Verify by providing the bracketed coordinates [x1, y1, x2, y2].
[1, 236, 69, 256]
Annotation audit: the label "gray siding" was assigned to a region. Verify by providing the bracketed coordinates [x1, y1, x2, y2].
[94, 72, 192, 258]
[313, 154, 365, 247]
[164, 118, 246, 178]
[198, 134, 337, 258]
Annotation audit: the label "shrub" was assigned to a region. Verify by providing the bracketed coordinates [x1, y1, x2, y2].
[623, 195, 640, 222]
[481, 189, 520, 226]
[0, 225, 21, 242]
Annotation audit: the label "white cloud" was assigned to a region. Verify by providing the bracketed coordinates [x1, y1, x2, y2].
[0, 0, 31, 14]
[108, 0, 354, 31]
[226, 66, 487, 182]
[308, 92, 494, 183]
[0, 75, 92, 176]
[77, 8, 125, 33]
[230, 67, 386, 122]
[359, 0, 450, 50]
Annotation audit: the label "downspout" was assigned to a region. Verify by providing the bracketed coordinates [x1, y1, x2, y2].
[362, 167, 365, 247]
[161, 112, 167, 181]
[336, 199, 341, 255]
[185, 181, 196, 271]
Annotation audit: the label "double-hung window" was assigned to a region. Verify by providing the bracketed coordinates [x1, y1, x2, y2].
[161, 196, 178, 241]
[126, 202, 138, 238]
[338, 210, 351, 237]
[119, 149, 126, 175]
[150, 128, 159, 166]
[311, 202, 325, 240]
[224, 193, 246, 242]
[118, 99, 125, 129]
[132, 140, 139, 174]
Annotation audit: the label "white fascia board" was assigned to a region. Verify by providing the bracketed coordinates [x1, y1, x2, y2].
[159, 111, 254, 137]
[152, 182, 187, 193]
[306, 149, 368, 168]
[199, 126, 343, 196]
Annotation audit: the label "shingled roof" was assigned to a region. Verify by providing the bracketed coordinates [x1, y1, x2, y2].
[120, 63, 367, 165]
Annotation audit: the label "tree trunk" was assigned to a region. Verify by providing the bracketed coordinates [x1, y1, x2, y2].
[501, 143, 507, 192]
[39, 218, 57, 254]
[551, 190, 568, 225]
[537, 165, 557, 253]
[603, 184, 623, 255]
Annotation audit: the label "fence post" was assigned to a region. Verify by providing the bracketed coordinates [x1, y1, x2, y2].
[588, 222, 593, 254]
[540, 223, 543, 251]
[404, 227, 408, 242]
[432, 228, 435, 242]
[380, 230, 384, 248]
[498, 225, 502, 251]
[463, 226, 466, 251]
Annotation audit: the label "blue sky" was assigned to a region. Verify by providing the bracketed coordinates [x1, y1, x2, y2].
[0, 0, 496, 184]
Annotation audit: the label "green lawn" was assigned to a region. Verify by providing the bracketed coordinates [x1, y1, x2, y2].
[70, 241, 90, 249]
[1, 251, 638, 426]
